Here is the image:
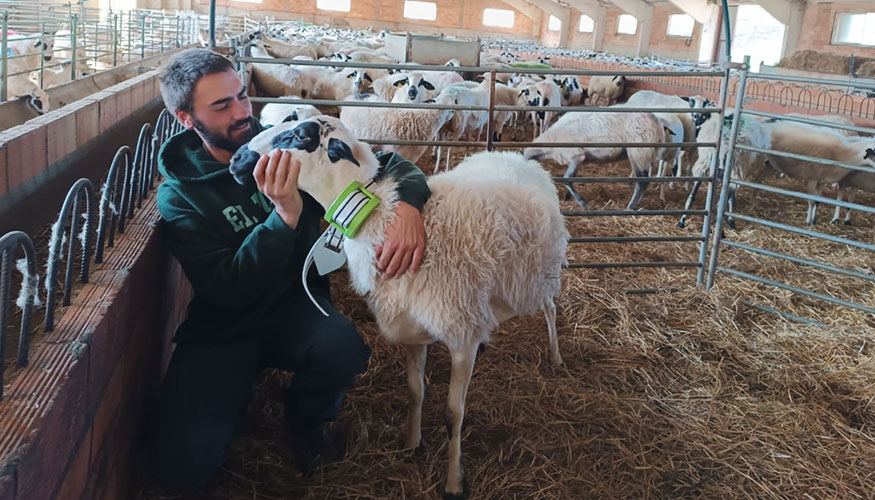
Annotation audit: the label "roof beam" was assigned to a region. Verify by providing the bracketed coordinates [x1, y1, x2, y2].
[605, 0, 650, 19]
[499, 0, 542, 21]
[665, 0, 718, 24]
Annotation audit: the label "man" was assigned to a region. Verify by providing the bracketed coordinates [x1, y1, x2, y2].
[151, 48, 430, 493]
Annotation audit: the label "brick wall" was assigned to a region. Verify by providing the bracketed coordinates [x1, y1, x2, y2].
[568, 11, 594, 50]
[201, 0, 538, 40]
[603, 7, 638, 55]
[648, 4, 700, 61]
[797, 2, 875, 58]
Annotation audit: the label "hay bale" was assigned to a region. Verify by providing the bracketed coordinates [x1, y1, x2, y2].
[857, 60, 875, 78]
[778, 50, 851, 74]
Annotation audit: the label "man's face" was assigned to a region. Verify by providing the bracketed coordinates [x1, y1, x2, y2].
[176, 69, 257, 152]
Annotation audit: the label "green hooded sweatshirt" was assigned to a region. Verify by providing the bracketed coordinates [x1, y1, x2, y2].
[157, 128, 430, 344]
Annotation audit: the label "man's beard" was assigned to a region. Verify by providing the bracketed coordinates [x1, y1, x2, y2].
[194, 116, 258, 153]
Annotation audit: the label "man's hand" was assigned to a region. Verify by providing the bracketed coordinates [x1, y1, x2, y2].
[254, 149, 303, 229]
[375, 201, 426, 279]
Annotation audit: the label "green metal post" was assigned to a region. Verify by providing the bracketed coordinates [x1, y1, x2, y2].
[112, 14, 118, 66]
[140, 15, 145, 59]
[39, 22, 46, 88]
[1, 12, 8, 103]
[127, 11, 132, 63]
[160, 12, 164, 52]
[175, 15, 180, 48]
[70, 14, 78, 81]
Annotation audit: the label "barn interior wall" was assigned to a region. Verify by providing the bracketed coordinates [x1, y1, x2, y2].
[796, 1, 875, 58]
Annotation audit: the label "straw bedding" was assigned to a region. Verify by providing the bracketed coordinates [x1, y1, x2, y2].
[137, 150, 875, 499]
[777, 50, 875, 77]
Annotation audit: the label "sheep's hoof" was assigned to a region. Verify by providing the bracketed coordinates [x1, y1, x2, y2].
[844, 220, 852, 226]
[443, 472, 469, 500]
[727, 220, 736, 230]
[677, 220, 686, 229]
[477, 343, 486, 355]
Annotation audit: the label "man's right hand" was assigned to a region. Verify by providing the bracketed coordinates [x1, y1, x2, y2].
[254, 149, 303, 229]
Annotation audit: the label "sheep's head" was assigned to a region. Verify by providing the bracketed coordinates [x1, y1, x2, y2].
[682, 95, 714, 127]
[390, 72, 435, 103]
[865, 147, 875, 161]
[517, 86, 542, 107]
[230, 116, 379, 209]
[20, 89, 49, 114]
[347, 69, 373, 94]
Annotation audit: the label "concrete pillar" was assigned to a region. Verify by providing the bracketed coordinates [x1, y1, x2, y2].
[636, 3, 652, 57]
[758, 0, 806, 59]
[558, 7, 572, 48]
[593, 5, 606, 51]
[665, 0, 723, 63]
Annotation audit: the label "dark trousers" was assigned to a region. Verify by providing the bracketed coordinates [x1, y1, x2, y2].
[149, 294, 371, 493]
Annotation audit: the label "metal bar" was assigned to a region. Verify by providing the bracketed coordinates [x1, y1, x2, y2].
[743, 300, 827, 329]
[737, 144, 875, 175]
[697, 66, 732, 285]
[742, 109, 875, 136]
[38, 21, 45, 88]
[747, 72, 875, 91]
[570, 236, 705, 243]
[1, 12, 8, 102]
[209, 0, 216, 49]
[728, 212, 875, 251]
[707, 62, 749, 289]
[112, 14, 118, 67]
[722, 240, 875, 283]
[486, 69, 495, 152]
[555, 176, 711, 183]
[562, 209, 708, 216]
[567, 261, 701, 269]
[360, 138, 712, 148]
[732, 179, 875, 214]
[717, 266, 875, 314]
[236, 56, 723, 77]
[248, 96, 721, 116]
[70, 14, 77, 80]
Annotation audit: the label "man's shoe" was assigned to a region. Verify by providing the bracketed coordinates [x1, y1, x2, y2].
[291, 425, 348, 476]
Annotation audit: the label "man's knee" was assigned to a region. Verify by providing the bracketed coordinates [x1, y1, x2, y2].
[313, 320, 371, 381]
[150, 434, 225, 493]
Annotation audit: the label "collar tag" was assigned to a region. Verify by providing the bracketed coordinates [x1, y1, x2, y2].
[324, 180, 381, 238]
[302, 227, 348, 317]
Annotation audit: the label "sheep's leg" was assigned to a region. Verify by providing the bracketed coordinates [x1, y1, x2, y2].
[543, 300, 562, 366]
[677, 180, 702, 229]
[830, 187, 845, 224]
[405, 344, 428, 450]
[563, 160, 588, 206]
[805, 180, 821, 225]
[443, 341, 479, 500]
[657, 160, 668, 203]
[727, 186, 737, 230]
[435, 146, 443, 174]
[626, 169, 650, 211]
[844, 189, 857, 225]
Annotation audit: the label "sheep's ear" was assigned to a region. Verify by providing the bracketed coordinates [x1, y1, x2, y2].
[364, 73, 373, 82]
[865, 147, 875, 160]
[420, 80, 435, 91]
[393, 77, 408, 87]
[327, 138, 360, 167]
[664, 126, 675, 136]
[424, 99, 436, 103]
[347, 71, 356, 78]
[680, 96, 691, 104]
[518, 89, 527, 96]
[33, 40, 42, 48]
[229, 145, 261, 185]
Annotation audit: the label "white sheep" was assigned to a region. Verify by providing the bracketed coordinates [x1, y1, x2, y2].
[259, 96, 321, 127]
[248, 43, 315, 98]
[832, 155, 875, 225]
[587, 75, 626, 105]
[228, 116, 567, 500]
[678, 113, 772, 229]
[389, 71, 437, 103]
[340, 93, 454, 163]
[763, 121, 875, 225]
[524, 111, 671, 209]
[263, 37, 318, 60]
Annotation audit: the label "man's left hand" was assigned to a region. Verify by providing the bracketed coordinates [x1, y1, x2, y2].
[375, 202, 426, 279]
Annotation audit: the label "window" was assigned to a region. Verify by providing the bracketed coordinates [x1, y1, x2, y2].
[548, 15, 561, 31]
[617, 14, 637, 35]
[404, 1, 437, 21]
[667, 13, 694, 37]
[483, 8, 515, 28]
[832, 12, 875, 46]
[579, 15, 594, 33]
[316, 0, 350, 12]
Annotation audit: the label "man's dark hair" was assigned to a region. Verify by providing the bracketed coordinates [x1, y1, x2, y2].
[160, 49, 235, 114]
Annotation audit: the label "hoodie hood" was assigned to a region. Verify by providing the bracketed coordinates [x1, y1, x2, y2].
[158, 123, 265, 183]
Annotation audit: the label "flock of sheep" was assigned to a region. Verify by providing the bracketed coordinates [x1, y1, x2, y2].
[228, 23, 875, 500]
[243, 24, 875, 230]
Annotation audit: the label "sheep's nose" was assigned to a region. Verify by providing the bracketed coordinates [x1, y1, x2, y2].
[44, 55, 52, 61]
[408, 88, 417, 99]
